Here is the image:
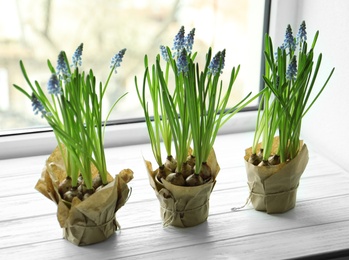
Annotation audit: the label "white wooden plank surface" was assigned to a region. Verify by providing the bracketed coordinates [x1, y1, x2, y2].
[0, 131, 348, 260]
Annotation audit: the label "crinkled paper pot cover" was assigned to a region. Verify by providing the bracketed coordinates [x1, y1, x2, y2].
[34, 146, 133, 246]
[244, 137, 309, 214]
[144, 149, 220, 228]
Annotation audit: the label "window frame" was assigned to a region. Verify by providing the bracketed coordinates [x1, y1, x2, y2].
[0, 0, 271, 159]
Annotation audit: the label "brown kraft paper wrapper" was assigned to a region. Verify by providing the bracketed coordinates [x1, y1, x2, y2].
[35, 146, 133, 246]
[145, 149, 220, 228]
[244, 137, 309, 214]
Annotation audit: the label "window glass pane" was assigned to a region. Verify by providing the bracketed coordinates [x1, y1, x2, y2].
[0, 0, 267, 133]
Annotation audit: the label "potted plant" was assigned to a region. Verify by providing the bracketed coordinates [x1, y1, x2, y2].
[244, 21, 335, 213]
[13, 44, 134, 245]
[136, 26, 261, 227]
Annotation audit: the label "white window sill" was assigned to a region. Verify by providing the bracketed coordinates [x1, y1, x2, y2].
[1, 130, 348, 259]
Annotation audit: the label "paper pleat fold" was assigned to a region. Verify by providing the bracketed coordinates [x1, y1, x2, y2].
[145, 149, 220, 227]
[35, 146, 133, 246]
[244, 137, 309, 213]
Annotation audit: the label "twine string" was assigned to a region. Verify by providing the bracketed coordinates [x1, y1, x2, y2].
[159, 189, 210, 227]
[231, 182, 299, 211]
[231, 182, 255, 211]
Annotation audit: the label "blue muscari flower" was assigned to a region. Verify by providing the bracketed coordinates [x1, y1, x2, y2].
[283, 25, 296, 53]
[176, 48, 188, 74]
[31, 94, 46, 118]
[208, 50, 225, 75]
[172, 26, 186, 58]
[56, 51, 69, 79]
[221, 49, 226, 72]
[296, 21, 307, 46]
[72, 43, 83, 68]
[47, 74, 62, 96]
[286, 56, 297, 81]
[110, 48, 127, 74]
[274, 43, 285, 61]
[208, 52, 220, 75]
[185, 28, 195, 54]
[160, 45, 169, 62]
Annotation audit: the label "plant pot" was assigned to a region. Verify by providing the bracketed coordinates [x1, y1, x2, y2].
[35, 146, 133, 246]
[145, 149, 220, 227]
[244, 137, 309, 213]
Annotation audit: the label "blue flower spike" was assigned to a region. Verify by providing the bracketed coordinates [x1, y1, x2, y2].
[185, 28, 195, 55]
[286, 55, 297, 81]
[221, 49, 226, 72]
[160, 45, 169, 62]
[47, 74, 62, 96]
[110, 48, 127, 74]
[172, 26, 186, 58]
[72, 43, 83, 68]
[274, 43, 285, 61]
[208, 50, 225, 75]
[31, 93, 46, 118]
[297, 21, 307, 47]
[208, 51, 221, 75]
[56, 51, 69, 79]
[176, 48, 188, 74]
[283, 25, 296, 53]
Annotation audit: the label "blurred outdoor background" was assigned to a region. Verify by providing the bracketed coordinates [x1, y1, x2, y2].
[0, 0, 266, 132]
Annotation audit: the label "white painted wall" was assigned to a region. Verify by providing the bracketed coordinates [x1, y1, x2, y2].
[270, 0, 349, 171]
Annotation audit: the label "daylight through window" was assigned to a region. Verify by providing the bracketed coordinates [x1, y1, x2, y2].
[0, 0, 268, 133]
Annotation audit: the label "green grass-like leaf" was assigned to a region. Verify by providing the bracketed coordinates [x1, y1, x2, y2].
[252, 24, 335, 163]
[13, 46, 127, 189]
